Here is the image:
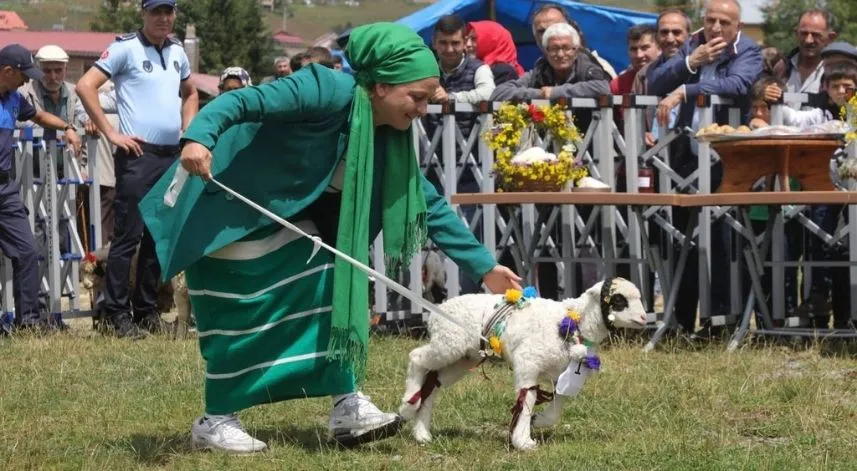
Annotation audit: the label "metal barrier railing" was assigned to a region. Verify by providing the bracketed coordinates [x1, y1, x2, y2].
[0, 130, 101, 325]
[371, 93, 857, 340]
[5, 93, 856, 340]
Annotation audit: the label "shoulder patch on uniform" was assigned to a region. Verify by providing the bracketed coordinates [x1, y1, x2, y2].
[115, 32, 137, 42]
[168, 36, 182, 46]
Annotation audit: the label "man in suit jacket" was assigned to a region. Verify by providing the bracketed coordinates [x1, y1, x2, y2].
[646, 0, 763, 337]
[648, 0, 762, 134]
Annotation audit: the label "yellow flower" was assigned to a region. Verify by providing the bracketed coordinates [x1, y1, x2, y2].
[567, 310, 582, 322]
[489, 336, 502, 355]
[505, 289, 522, 303]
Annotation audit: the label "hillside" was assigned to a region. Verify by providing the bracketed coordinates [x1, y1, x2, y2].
[1, 0, 656, 45]
[0, 0, 423, 43]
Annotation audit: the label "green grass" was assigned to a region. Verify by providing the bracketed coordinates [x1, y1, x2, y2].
[1, 325, 857, 470]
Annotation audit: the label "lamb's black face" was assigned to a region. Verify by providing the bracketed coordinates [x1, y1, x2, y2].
[609, 294, 628, 312]
[601, 279, 648, 329]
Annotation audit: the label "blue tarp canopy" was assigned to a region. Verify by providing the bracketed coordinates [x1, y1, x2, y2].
[396, 0, 657, 73]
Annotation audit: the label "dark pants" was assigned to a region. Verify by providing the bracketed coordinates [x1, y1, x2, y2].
[671, 208, 732, 330]
[0, 181, 41, 324]
[667, 139, 731, 330]
[103, 145, 177, 318]
[807, 204, 842, 297]
[744, 219, 802, 318]
[100, 185, 116, 247]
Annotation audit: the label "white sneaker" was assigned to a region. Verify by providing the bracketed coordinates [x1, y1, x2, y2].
[328, 392, 402, 447]
[191, 414, 268, 453]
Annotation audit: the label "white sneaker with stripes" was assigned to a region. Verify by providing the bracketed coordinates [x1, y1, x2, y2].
[191, 414, 267, 453]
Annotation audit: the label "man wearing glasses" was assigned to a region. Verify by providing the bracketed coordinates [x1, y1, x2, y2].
[490, 17, 609, 101]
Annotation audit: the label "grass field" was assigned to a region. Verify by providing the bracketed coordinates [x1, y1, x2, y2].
[1, 322, 856, 470]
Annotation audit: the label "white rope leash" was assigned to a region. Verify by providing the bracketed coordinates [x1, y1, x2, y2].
[164, 167, 483, 342]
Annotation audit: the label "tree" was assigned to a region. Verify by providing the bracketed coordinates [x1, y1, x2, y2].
[90, 0, 281, 83]
[174, 0, 281, 82]
[653, 0, 699, 22]
[90, 0, 140, 34]
[762, 0, 857, 53]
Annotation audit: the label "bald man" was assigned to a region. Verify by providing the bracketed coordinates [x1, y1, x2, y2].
[646, 0, 763, 337]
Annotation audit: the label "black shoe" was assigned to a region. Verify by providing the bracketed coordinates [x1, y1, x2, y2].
[689, 320, 733, 342]
[136, 312, 165, 334]
[13, 319, 58, 336]
[106, 313, 148, 340]
[796, 293, 832, 325]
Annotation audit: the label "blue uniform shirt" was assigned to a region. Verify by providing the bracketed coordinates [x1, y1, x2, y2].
[94, 31, 191, 146]
[0, 91, 36, 172]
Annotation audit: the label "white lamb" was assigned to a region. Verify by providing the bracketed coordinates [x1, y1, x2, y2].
[398, 277, 647, 451]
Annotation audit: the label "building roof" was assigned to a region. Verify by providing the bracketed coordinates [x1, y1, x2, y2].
[0, 30, 119, 57]
[272, 30, 305, 46]
[191, 72, 221, 97]
[0, 11, 28, 31]
[312, 32, 338, 49]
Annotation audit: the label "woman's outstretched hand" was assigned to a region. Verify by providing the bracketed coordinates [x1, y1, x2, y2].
[482, 265, 523, 293]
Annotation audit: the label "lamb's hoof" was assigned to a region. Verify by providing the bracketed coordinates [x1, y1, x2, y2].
[412, 426, 433, 444]
[398, 402, 419, 421]
[511, 437, 538, 451]
[531, 412, 555, 429]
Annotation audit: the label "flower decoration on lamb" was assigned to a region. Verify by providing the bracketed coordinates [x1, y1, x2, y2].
[558, 309, 599, 368]
[483, 103, 588, 192]
[488, 286, 542, 356]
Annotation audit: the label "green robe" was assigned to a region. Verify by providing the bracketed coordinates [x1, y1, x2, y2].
[139, 63, 497, 286]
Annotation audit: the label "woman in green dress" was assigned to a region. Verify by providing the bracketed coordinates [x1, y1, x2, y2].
[139, 23, 521, 453]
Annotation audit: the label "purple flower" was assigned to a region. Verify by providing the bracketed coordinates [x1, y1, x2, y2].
[585, 354, 601, 370]
[558, 317, 578, 338]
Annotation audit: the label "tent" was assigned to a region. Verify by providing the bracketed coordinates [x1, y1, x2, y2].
[396, 0, 658, 73]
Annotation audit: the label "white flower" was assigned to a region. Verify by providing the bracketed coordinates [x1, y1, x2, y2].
[562, 143, 577, 154]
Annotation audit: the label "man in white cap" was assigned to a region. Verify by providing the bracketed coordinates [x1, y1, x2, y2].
[19, 45, 79, 133]
[18, 45, 81, 178]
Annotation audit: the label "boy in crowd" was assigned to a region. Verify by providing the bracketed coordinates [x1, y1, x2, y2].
[749, 62, 856, 328]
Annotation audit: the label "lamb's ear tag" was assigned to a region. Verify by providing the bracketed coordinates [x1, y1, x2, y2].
[306, 236, 323, 264]
[608, 314, 616, 323]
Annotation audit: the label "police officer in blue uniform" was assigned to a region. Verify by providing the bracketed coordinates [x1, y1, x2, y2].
[76, 0, 199, 339]
[0, 44, 83, 333]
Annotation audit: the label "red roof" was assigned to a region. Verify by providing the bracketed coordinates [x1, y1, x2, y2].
[191, 72, 221, 97]
[0, 11, 28, 31]
[0, 30, 119, 57]
[272, 30, 304, 46]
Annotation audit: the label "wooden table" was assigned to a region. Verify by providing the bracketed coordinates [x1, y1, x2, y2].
[711, 138, 842, 192]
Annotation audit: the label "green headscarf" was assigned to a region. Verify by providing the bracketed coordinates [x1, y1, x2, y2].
[329, 23, 439, 380]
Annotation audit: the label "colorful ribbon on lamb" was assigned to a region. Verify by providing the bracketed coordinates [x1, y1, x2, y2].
[558, 309, 601, 371]
[486, 286, 539, 356]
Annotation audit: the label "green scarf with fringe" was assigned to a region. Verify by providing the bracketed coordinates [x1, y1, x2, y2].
[328, 23, 439, 381]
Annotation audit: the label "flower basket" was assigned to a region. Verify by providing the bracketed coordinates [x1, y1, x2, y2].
[483, 103, 586, 192]
[502, 164, 568, 192]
